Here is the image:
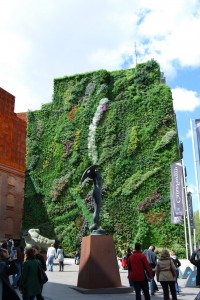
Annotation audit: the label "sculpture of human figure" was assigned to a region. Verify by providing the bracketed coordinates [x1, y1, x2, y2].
[81, 165, 104, 234]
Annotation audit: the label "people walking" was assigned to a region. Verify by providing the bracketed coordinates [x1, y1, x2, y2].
[143, 245, 158, 296]
[57, 245, 65, 271]
[126, 246, 133, 287]
[128, 242, 152, 300]
[74, 250, 80, 265]
[170, 250, 181, 294]
[11, 240, 23, 289]
[47, 243, 56, 272]
[32, 246, 47, 272]
[0, 248, 21, 300]
[126, 246, 132, 266]
[19, 247, 45, 300]
[121, 256, 128, 269]
[32, 246, 47, 300]
[155, 249, 177, 300]
[190, 248, 200, 287]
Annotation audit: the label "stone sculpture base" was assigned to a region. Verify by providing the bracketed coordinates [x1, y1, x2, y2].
[77, 235, 132, 293]
[73, 286, 133, 294]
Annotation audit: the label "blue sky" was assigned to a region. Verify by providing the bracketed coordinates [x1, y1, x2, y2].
[0, 0, 200, 211]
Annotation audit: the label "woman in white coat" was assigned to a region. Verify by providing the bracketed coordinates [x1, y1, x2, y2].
[56, 246, 64, 271]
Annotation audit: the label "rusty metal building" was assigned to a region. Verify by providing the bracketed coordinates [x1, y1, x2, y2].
[0, 87, 27, 240]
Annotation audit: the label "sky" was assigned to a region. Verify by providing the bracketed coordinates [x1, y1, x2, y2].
[1, 0, 200, 211]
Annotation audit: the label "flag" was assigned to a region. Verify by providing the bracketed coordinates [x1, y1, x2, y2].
[170, 181, 182, 224]
[187, 191, 194, 233]
[195, 119, 200, 164]
[170, 160, 185, 218]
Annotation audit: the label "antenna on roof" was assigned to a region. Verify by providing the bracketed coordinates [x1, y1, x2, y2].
[134, 42, 138, 66]
[160, 72, 166, 84]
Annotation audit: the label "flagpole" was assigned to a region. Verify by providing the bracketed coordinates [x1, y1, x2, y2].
[183, 215, 189, 259]
[190, 119, 200, 219]
[182, 159, 193, 256]
[194, 228, 196, 250]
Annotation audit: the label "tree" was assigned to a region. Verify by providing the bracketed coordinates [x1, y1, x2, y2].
[194, 211, 200, 246]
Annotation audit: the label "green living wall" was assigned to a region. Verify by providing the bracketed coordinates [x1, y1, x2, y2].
[23, 59, 185, 255]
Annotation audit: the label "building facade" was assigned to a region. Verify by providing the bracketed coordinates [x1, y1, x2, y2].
[0, 87, 27, 240]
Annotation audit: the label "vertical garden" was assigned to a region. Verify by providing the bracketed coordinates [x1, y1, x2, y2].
[23, 59, 185, 255]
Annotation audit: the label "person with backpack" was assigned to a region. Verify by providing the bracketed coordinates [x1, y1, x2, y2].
[170, 250, 181, 294]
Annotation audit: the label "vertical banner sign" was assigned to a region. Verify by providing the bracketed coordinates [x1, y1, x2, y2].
[195, 119, 200, 164]
[170, 182, 182, 224]
[187, 191, 194, 233]
[170, 160, 185, 220]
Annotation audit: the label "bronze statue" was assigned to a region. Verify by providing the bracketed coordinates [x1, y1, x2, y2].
[81, 165, 104, 234]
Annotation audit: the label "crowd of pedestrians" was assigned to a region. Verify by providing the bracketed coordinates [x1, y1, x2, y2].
[118, 243, 182, 300]
[0, 239, 67, 300]
[1, 237, 200, 300]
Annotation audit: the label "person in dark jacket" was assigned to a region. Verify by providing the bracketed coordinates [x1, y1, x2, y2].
[126, 246, 132, 265]
[11, 240, 23, 288]
[75, 250, 80, 265]
[20, 247, 44, 300]
[32, 245, 47, 300]
[170, 250, 181, 294]
[32, 246, 47, 271]
[128, 242, 152, 300]
[190, 249, 200, 287]
[0, 248, 21, 300]
[143, 245, 158, 295]
[126, 246, 133, 287]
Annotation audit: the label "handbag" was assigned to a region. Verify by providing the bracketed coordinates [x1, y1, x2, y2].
[38, 263, 48, 285]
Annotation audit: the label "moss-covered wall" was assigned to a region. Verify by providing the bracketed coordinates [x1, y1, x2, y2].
[23, 59, 185, 255]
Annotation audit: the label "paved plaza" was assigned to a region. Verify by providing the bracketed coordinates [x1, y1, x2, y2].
[14, 259, 200, 300]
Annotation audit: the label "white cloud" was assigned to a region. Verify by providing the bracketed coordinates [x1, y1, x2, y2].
[172, 87, 200, 112]
[187, 183, 200, 212]
[186, 129, 192, 139]
[187, 184, 196, 194]
[90, 44, 135, 71]
[0, 0, 200, 112]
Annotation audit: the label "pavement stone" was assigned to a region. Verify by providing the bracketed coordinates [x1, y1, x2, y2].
[15, 259, 200, 299]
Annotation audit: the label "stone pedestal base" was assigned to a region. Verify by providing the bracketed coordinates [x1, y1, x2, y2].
[72, 286, 133, 294]
[77, 235, 122, 289]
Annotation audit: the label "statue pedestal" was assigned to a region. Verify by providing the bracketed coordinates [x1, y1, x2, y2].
[77, 235, 122, 290]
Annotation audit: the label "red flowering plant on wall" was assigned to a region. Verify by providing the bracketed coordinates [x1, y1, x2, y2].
[50, 173, 71, 202]
[62, 137, 74, 161]
[144, 212, 167, 225]
[102, 104, 107, 111]
[67, 105, 78, 122]
[138, 190, 161, 212]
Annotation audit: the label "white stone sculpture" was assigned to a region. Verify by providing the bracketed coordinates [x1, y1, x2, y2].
[23, 229, 55, 251]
